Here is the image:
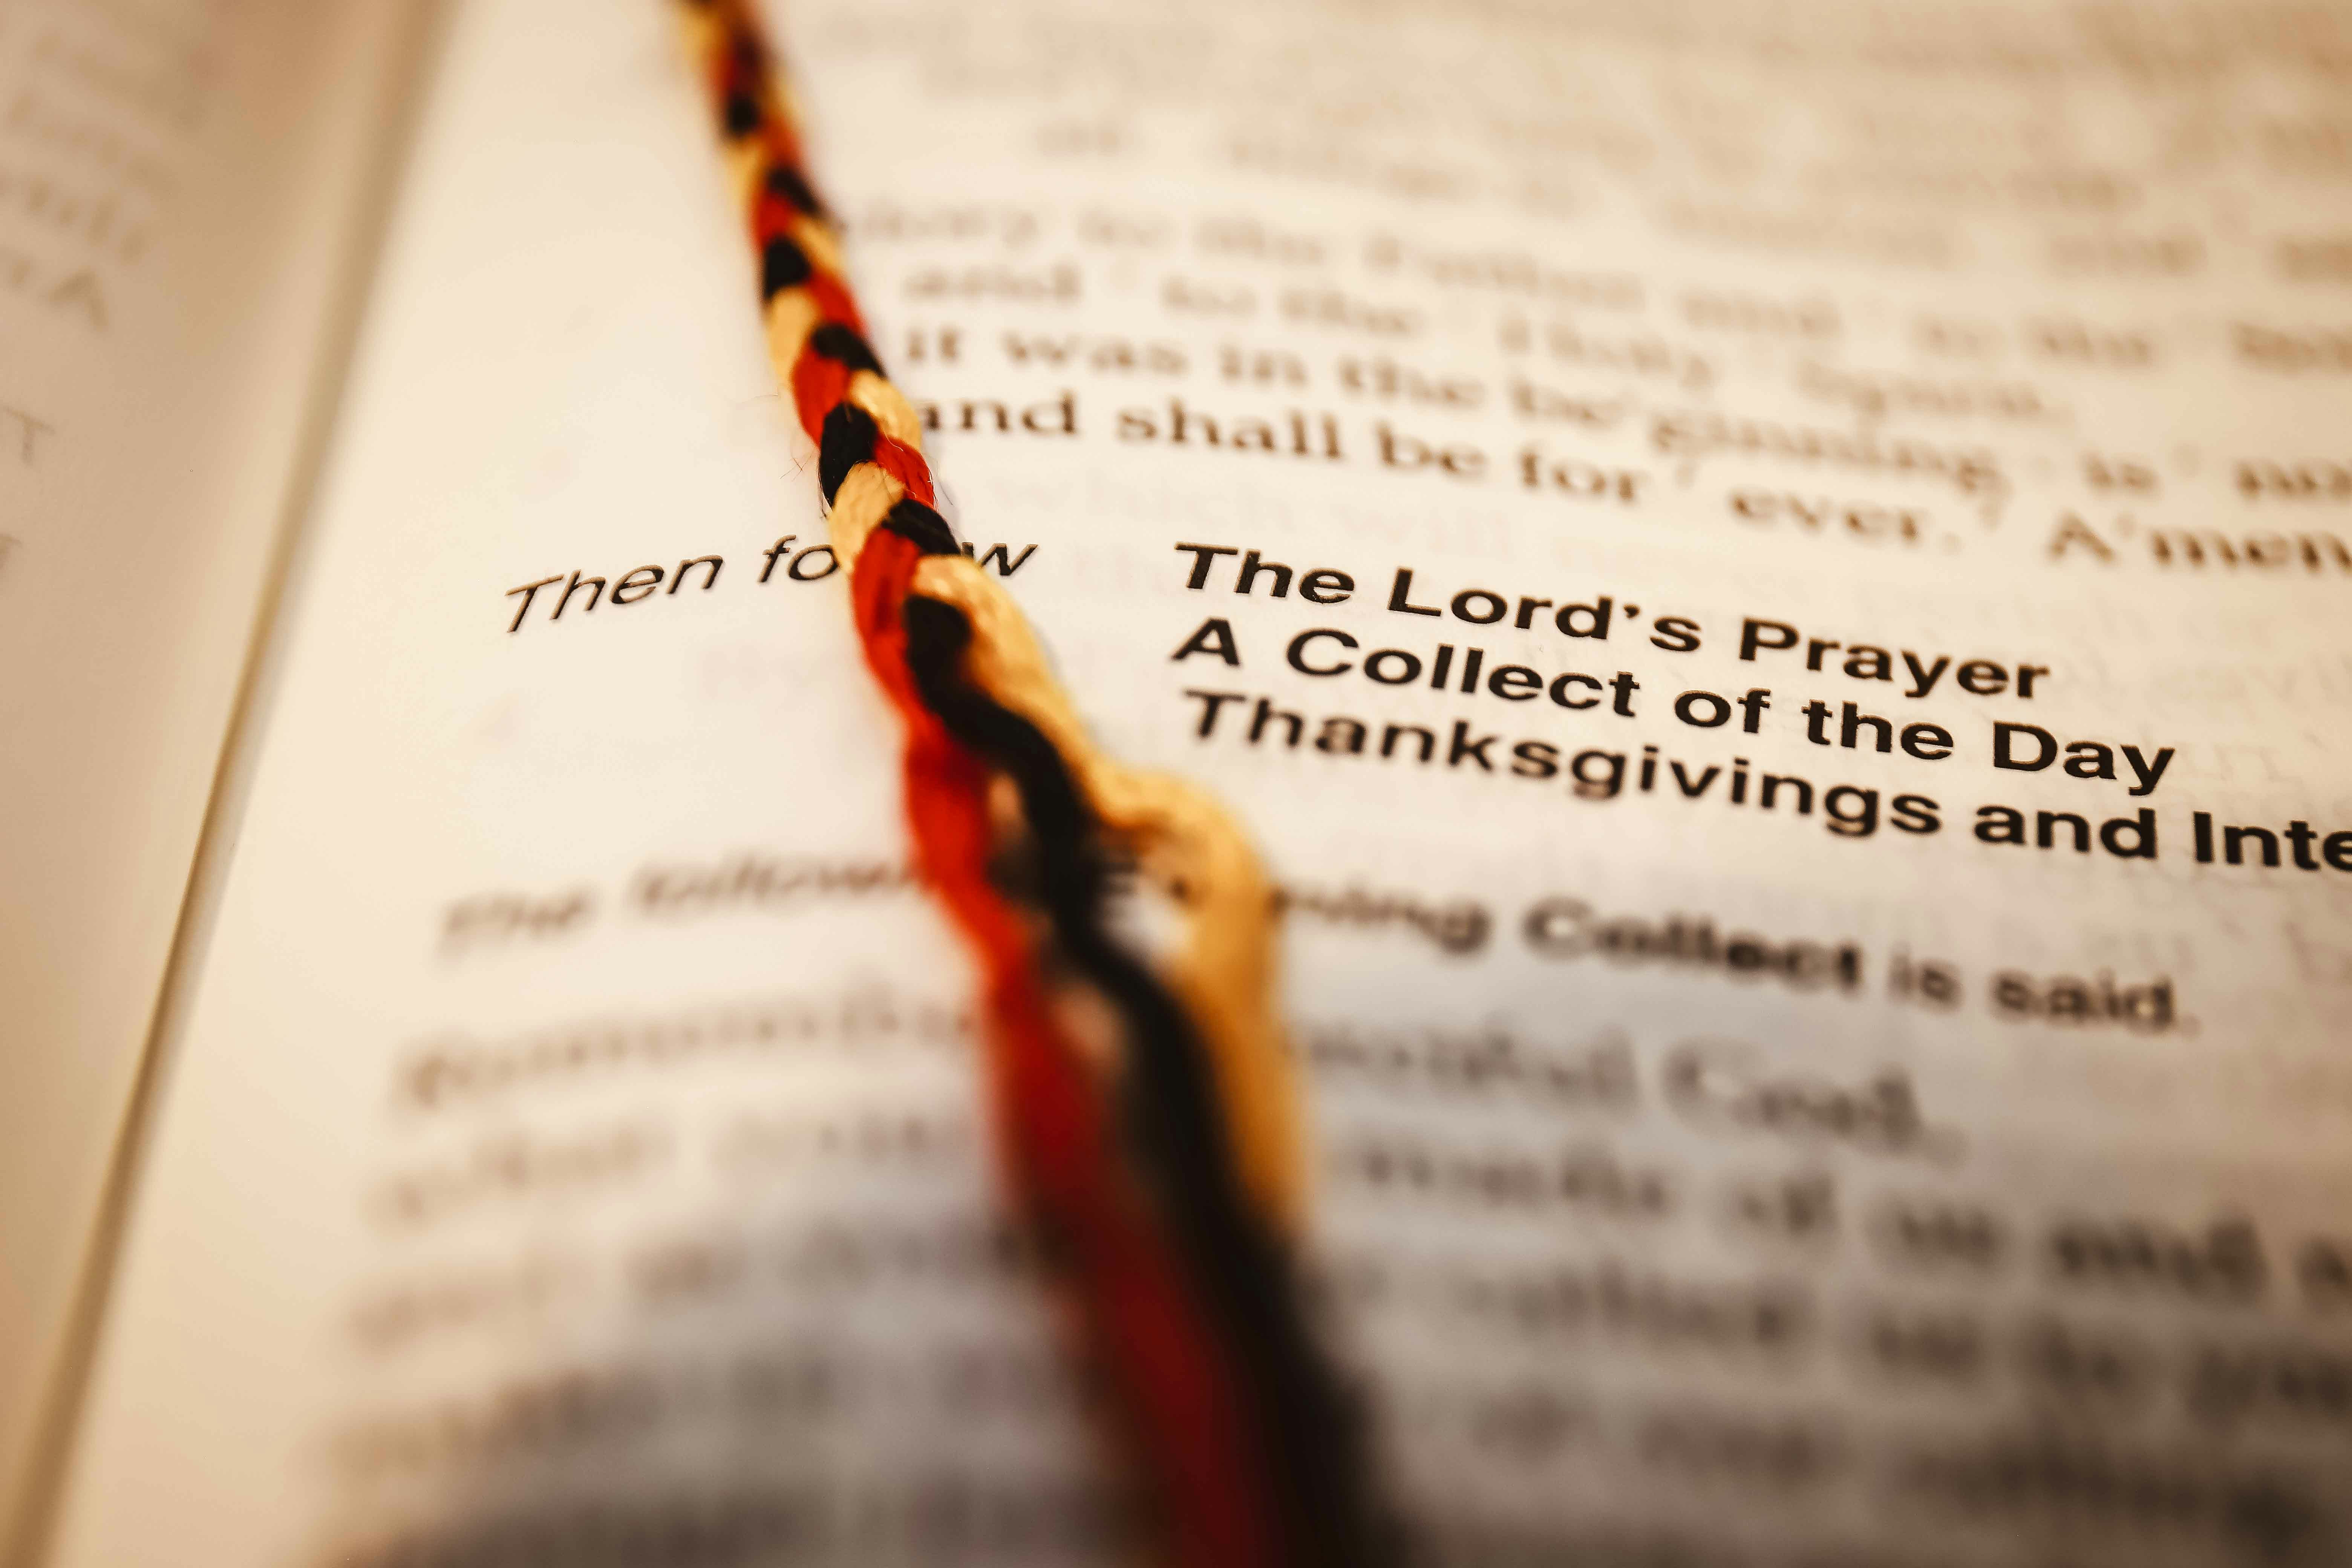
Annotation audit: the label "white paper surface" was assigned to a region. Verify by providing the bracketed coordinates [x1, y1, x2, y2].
[49, 0, 2352, 1562]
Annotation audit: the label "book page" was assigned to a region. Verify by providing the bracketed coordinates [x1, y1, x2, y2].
[46, 0, 2352, 1563]
[0, 0, 429, 1537]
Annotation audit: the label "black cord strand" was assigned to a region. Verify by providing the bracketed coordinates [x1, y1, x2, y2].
[900, 593, 1389, 1568]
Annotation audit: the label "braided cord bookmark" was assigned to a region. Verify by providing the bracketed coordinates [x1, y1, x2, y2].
[673, 3, 1384, 1563]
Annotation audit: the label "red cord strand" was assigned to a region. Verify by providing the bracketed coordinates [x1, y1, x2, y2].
[681, 6, 1294, 1559]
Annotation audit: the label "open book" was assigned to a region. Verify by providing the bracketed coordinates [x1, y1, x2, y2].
[8, 0, 2351, 1560]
